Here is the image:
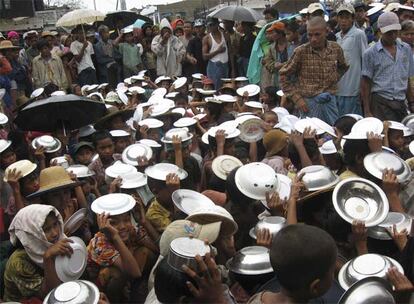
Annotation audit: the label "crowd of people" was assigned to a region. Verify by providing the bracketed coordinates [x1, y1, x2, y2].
[1, 0, 414, 303]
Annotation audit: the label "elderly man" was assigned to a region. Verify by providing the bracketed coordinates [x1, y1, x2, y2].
[279, 17, 348, 125]
[361, 12, 414, 121]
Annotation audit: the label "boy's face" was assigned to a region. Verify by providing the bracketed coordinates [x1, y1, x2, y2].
[21, 173, 40, 195]
[338, 12, 354, 32]
[40, 45, 51, 57]
[114, 136, 131, 154]
[388, 129, 405, 152]
[96, 138, 114, 162]
[76, 146, 94, 165]
[44, 188, 71, 214]
[124, 33, 133, 43]
[1, 150, 16, 169]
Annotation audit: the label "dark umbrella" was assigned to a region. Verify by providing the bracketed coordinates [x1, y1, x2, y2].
[104, 11, 152, 30]
[14, 94, 107, 132]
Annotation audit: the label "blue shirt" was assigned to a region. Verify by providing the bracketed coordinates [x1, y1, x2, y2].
[362, 39, 414, 101]
[336, 26, 368, 96]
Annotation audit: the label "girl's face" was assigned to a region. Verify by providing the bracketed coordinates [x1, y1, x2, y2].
[21, 172, 40, 195]
[43, 213, 61, 244]
[145, 27, 153, 36]
[1, 150, 16, 169]
[110, 213, 132, 242]
[96, 138, 115, 162]
[261, 92, 271, 104]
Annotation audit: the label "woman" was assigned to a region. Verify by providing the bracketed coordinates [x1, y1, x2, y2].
[3, 204, 74, 301]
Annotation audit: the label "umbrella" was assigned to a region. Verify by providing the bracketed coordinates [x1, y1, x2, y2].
[14, 94, 107, 132]
[208, 6, 262, 23]
[56, 9, 105, 27]
[104, 11, 152, 30]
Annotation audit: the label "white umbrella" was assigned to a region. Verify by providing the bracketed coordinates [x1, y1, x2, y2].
[56, 9, 105, 27]
[208, 6, 262, 23]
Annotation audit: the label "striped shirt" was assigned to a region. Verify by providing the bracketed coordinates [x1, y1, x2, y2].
[361, 39, 414, 101]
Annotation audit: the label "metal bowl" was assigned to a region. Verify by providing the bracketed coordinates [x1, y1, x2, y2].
[333, 178, 389, 227]
[364, 152, 412, 184]
[43, 280, 99, 304]
[338, 254, 404, 290]
[338, 277, 394, 304]
[50, 156, 69, 169]
[226, 246, 273, 275]
[167, 237, 210, 272]
[298, 165, 340, 192]
[249, 216, 286, 239]
[368, 212, 412, 240]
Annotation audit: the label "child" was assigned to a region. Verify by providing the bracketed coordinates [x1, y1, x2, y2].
[110, 130, 132, 154]
[145, 164, 185, 233]
[4, 205, 74, 302]
[248, 225, 337, 303]
[114, 29, 142, 78]
[88, 194, 156, 303]
[88, 131, 117, 191]
[73, 141, 95, 166]
[0, 139, 16, 170]
[263, 111, 279, 131]
[261, 86, 281, 110]
[262, 129, 289, 175]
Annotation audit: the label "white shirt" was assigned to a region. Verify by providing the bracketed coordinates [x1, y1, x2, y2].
[70, 40, 95, 74]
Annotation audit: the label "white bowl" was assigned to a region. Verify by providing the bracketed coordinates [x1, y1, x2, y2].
[145, 163, 188, 181]
[122, 143, 153, 166]
[212, 155, 243, 180]
[55, 237, 87, 282]
[172, 189, 215, 215]
[91, 193, 136, 215]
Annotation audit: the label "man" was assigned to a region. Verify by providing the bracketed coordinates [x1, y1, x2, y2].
[151, 18, 186, 77]
[32, 39, 68, 90]
[279, 17, 348, 125]
[354, 1, 368, 30]
[223, 19, 240, 78]
[301, 2, 336, 43]
[187, 19, 207, 75]
[396, 4, 414, 22]
[335, 4, 368, 116]
[238, 21, 256, 77]
[70, 27, 97, 86]
[180, 21, 194, 78]
[361, 12, 414, 121]
[94, 25, 118, 88]
[203, 18, 229, 89]
[19, 30, 38, 67]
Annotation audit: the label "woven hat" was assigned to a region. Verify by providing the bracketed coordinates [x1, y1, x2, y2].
[27, 166, 80, 198]
[263, 129, 289, 157]
[0, 40, 20, 50]
[159, 220, 221, 256]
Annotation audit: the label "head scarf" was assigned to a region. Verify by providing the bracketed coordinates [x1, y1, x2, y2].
[8, 204, 65, 267]
[7, 31, 19, 39]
